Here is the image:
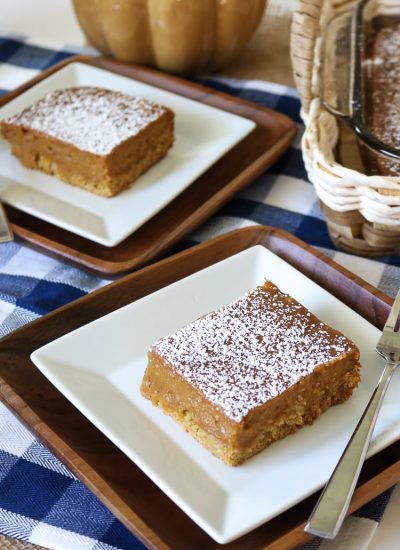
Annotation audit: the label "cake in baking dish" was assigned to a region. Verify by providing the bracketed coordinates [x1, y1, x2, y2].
[141, 281, 361, 466]
[369, 22, 400, 176]
[0, 86, 175, 197]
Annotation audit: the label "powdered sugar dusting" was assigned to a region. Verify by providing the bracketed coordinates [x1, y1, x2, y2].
[370, 23, 400, 174]
[5, 87, 169, 155]
[151, 282, 355, 423]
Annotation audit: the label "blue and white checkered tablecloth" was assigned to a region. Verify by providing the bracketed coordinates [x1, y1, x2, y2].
[0, 37, 399, 550]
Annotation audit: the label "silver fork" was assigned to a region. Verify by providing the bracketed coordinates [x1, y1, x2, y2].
[0, 203, 13, 243]
[305, 288, 400, 539]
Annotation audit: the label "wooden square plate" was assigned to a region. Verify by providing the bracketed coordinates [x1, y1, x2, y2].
[0, 55, 297, 275]
[0, 226, 399, 549]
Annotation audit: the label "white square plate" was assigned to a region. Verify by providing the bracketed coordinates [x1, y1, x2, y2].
[31, 246, 400, 543]
[0, 62, 255, 246]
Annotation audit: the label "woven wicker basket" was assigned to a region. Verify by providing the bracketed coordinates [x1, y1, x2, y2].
[290, 0, 400, 256]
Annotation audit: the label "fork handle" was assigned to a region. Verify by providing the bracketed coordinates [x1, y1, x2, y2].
[0, 203, 12, 243]
[305, 358, 398, 539]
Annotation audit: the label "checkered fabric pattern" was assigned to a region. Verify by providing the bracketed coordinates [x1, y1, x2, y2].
[0, 36, 399, 550]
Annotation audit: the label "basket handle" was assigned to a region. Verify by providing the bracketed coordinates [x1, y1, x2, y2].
[290, 0, 323, 114]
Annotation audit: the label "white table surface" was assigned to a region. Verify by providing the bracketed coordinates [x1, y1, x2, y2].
[0, 1, 399, 549]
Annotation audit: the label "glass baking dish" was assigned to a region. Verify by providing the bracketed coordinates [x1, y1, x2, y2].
[321, 0, 400, 176]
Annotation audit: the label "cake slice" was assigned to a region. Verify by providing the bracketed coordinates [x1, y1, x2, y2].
[0, 86, 174, 197]
[141, 281, 361, 466]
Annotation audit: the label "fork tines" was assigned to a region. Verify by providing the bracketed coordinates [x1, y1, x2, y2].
[384, 289, 400, 333]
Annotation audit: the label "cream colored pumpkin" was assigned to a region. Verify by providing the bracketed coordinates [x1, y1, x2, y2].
[72, 0, 267, 74]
